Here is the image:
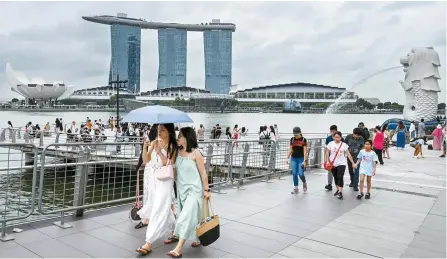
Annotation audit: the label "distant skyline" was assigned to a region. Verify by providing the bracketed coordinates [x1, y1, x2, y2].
[0, 1, 445, 103]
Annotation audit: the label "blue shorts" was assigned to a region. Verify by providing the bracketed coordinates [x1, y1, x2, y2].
[360, 171, 373, 177]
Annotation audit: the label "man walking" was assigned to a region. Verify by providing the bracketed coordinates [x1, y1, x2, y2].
[344, 128, 364, 191]
[358, 122, 370, 141]
[418, 119, 426, 138]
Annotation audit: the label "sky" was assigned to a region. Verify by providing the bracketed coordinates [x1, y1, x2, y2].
[0, 1, 445, 104]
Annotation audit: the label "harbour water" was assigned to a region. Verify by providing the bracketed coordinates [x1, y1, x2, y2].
[0, 111, 401, 134]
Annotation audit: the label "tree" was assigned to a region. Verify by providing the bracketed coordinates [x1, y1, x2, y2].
[383, 101, 392, 109]
[377, 102, 384, 109]
[109, 95, 117, 104]
[438, 103, 446, 110]
[11, 98, 19, 103]
[315, 103, 330, 108]
[355, 98, 374, 110]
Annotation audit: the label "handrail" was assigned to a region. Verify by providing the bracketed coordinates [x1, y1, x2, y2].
[0, 143, 38, 241]
[0, 137, 326, 237]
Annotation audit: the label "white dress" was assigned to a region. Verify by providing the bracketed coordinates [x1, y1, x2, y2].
[139, 149, 176, 244]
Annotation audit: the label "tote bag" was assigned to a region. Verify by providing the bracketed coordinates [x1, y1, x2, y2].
[196, 198, 219, 246]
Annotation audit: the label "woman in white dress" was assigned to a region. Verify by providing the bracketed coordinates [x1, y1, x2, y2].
[135, 124, 159, 229]
[136, 124, 178, 255]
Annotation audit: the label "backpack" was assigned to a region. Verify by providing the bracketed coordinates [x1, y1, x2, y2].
[259, 131, 270, 144]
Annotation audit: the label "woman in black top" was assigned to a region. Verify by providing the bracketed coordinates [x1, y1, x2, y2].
[286, 127, 308, 194]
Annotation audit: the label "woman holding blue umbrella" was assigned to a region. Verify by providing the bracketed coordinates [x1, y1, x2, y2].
[136, 124, 179, 255]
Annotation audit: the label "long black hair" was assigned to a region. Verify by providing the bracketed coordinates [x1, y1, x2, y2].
[160, 123, 177, 159]
[148, 124, 158, 142]
[179, 127, 198, 152]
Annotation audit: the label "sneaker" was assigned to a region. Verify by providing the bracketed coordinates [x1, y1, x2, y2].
[303, 183, 308, 193]
[365, 193, 371, 199]
[333, 190, 339, 196]
[349, 183, 354, 187]
[353, 186, 359, 192]
[325, 184, 333, 191]
[337, 192, 343, 200]
[440, 155, 446, 158]
[291, 188, 298, 194]
[356, 193, 364, 200]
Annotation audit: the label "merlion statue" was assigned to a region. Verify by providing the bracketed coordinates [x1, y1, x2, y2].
[399, 47, 441, 121]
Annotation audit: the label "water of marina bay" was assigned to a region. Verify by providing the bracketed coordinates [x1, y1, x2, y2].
[0, 111, 401, 133]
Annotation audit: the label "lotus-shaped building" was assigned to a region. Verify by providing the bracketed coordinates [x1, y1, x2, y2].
[5, 63, 74, 101]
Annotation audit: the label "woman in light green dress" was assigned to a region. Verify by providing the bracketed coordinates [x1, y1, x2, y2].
[167, 127, 210, 258]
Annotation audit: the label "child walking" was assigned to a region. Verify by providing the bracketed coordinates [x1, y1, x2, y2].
[355, 140, 378, 200]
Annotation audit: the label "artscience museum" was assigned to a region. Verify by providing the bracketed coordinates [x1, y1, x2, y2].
[5, 63, 74, 101]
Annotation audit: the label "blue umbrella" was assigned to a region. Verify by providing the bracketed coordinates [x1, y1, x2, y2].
[121, 105, 193, 124]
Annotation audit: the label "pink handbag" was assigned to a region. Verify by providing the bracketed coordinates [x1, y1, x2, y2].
[155, 156, 174, 181]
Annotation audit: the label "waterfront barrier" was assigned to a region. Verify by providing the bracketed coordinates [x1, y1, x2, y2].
[0, 138, 325, 241]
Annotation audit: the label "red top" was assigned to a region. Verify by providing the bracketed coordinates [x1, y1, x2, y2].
[373, 131, 384, 150]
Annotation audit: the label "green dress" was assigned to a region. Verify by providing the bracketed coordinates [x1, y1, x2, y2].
[174, 151, 203, 241]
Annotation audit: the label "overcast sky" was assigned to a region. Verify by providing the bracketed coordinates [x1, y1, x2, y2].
[0, 1, 445, 103]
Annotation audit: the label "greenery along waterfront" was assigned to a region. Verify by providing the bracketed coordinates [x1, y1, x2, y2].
[6, 96, 446, 114]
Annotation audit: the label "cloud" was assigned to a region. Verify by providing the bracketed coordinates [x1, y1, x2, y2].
[0, 1, 445, 104]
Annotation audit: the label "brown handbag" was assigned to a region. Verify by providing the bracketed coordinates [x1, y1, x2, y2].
[196, 198, 219, 246]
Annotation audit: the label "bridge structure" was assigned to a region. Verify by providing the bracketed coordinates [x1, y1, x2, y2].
[0, 133, 445, 258]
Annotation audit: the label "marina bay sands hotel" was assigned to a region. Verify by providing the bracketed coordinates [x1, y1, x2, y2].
[82, 13, 236, 94]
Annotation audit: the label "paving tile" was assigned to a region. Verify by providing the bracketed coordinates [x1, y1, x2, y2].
[368, 195, 435, 214]
[351, 203, 427, 225]
[0, 245, 41, 258]
[245, 213, 324, 232]
[180, 245, 229, 258]
[293, 238, 376, 258]
[325, 221, 414, 245]
[408, 237, 447, 254]
[36, 218, 103, 238]
[223, 221, 300, 244]
[306, 227, 404, 258]
[11, 229, 52, 246]
[423, 214, 446, 229]
[278, 245, 333, 258]
[84, 226, 143, 252]
[108, 221, 147, 238]
[414, 226, 446, 242]
[269, 253, 291, 258]
[88, 213, 129, 226]
[0, 240, 20, 250]
[219, 253, 244, 258]
[429, 201, 446, 216]
[401, 245, 447, 258]
[334, 213, 419, 237]
[210, 236, 274, 258]
[220, 226, 290, 253]
[26, 238, 91, 258]
[237, 217, 315, 237]
[58, 232, 134, 258]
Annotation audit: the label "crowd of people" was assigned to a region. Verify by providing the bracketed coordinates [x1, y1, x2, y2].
[288, 120, 447, 201]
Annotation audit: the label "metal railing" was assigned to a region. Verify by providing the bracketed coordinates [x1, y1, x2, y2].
[0, 138, 325, 241]
[0, 143, 38, 241]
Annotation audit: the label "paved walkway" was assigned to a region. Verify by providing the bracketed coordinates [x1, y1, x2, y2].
[1, 146, 445, 258]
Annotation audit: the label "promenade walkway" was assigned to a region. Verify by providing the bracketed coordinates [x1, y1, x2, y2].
[0, 147, 445, 258]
